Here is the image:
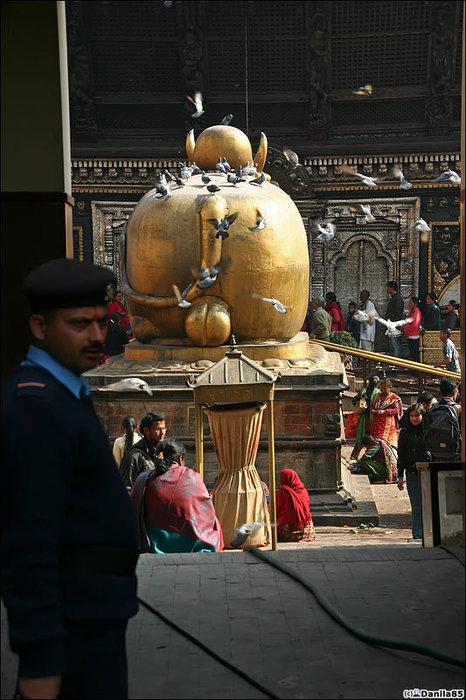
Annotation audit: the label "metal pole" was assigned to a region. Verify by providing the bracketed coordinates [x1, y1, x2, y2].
[195, 403, 204, 481]
[267, 399, 277, 551]
[459, 2, 465, 543]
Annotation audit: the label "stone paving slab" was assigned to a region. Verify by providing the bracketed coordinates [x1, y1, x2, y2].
[126, 547, 465, 699]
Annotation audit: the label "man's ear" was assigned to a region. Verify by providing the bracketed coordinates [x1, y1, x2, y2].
[29, 314, 48, 342]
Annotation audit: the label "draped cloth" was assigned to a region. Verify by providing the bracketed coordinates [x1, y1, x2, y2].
[370, 391, 402, 447]
[131, 464, 224, 553]
[206, 403, 271, 548]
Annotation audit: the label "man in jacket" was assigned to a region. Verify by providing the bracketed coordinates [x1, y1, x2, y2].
[386, 281, 404, 358]
[1, 258, 139, 700]
[120, 412, 167, 489]
[309, 296, 332, 342]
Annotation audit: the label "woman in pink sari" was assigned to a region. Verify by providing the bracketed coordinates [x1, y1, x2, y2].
[370, 378, 402, 447]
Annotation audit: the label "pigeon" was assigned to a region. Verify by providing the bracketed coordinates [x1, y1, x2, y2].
[341, 165, 378, 187]
[192, 258, 231, 290]
[173, 175, 185, 188]
[432, 169, 461, 184]
[222, 157, 231, 172]
[283, 147, 299, 170]
[375, 316, 404, 337]
[348, 204, 376, 222]
[154, 179, 171, 199]
[249, 172, 265, 186]
[191, 163, 202, 176]
[179, 165, 193, 180]
[252, 294, 291, 314]
[352, 84, 373, 97]
[163, 169, 174, 184]
[172, 284, 192, 309]
[207, 212, 239, 240]
[207, 184, 221, 194]
[186, 91, 204, 119]
[201, 172, 211, 185]
[249, 212, 267, 232]
[310, 221, 336, 243]
[98, 378, 153, 396]
[392, 165, 413, 190]
[230, 522, 264, 548]
[215, 157, 227, 174]
[408, 218, 431, 232]
[227, 172, 245, 186]
[220, 114, 233, 125]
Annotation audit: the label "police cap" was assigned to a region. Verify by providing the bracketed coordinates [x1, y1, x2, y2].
[24, 258, 116, 312]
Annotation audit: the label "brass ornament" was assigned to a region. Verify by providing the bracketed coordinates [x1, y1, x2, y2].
[185, 297, 231, 347]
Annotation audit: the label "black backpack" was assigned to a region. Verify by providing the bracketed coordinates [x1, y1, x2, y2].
[425, 401, 461, 460]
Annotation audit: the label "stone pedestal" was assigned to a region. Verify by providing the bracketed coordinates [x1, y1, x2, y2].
[86, 342, 355, 522]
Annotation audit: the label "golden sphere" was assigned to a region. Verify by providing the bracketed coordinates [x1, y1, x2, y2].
[185, 297, 231, 347]
[192, 125, 253, 170]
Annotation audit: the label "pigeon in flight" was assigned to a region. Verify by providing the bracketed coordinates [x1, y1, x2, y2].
[252, 294, 291, 314]
[98, 378, 153, 396]
[408, 218, 431, 233]
[207, 184, 221, 194]
[186, 91, 204, 119]
[207, 212, 239, 240]
[432, 169, 461, 185]
[249, 212, 267, 232]
[375, 316, 404, 338]
[348, 204, 376, 222]
[193, 258, 231, 290]
[230, 522, 265, 548]
[172, 284, 192, 309]
[283, 148, 299, 170]
[249, 172, 265, 187]
[227, 172, 245, 186]
[353, 309, 379, 324]
[392, 165, 413, 190]
[341, 165, 378, 187]
[310, 221, 336, 243]
[221, 114, 233, 125]
[352, 84, 373, 97]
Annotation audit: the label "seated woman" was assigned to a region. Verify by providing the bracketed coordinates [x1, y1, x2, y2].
[276, 469, 316, 542]
[131, 439, 224, 554]
[352, 435, 398, 483]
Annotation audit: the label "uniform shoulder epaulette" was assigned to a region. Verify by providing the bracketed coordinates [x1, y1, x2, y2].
[16, 380, 49, 397]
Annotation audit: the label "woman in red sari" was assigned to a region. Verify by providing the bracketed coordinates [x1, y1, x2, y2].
[108, 290, 130, 332]
[276, 469, 316, 542]
[370, 378, 402, 448]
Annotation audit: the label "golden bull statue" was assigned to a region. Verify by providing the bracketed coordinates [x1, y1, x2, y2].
[120, 124, 309, 348]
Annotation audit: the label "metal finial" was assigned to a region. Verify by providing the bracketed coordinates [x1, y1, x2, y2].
[227, 334, 241, 358]
[230, 334, 237, 349]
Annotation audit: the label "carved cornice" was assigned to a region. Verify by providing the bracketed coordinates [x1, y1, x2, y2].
[71, 152, 461, 191]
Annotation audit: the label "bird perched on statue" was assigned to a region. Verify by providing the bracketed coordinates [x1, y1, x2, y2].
[352, 84, 373, 97]
[348, 203, 376, 222]
[408, 218, 431, 233]
[392, 165, 413, 190]
[207, 212, 239, 240]
[310, 221, 336, 243]
[172, 283, 192, 309]
[222, 157, 231, 172]
[179, 165, 193, 181]
[186, 91, 204, 119]
[249, 212, 267, 232]
[191, 163, 202, 176]
[173, 175, 185, 188]
[227, 172, 245, 186]
[154, 179, 171, 199]
[192, 258, 231, 290]
[283, 147, 300, 170]
[221, 114, 233, 125]
[340, 164, 378, 188]
[207, 184, 221, 194]
[98, 378, 153, 396]
[252, 294, 291, 314]
[215, 157, 227, 174]
[431, 169, 461, 185]
[249, 172, 265, 187]
[201, 172, 211, 185]
[230, 522, 265, 548]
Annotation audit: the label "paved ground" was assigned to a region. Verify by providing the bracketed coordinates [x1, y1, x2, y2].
[2, 451, 464, 699]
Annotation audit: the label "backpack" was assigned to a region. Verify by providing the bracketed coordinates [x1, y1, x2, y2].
[424, 402, 461, 460]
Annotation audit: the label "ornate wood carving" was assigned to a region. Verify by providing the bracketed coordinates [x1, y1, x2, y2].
[265, 147, 314, 198]
[308, 2, 329, 138]
[179, 3, 208, 132]
[428, 221, 460, 297]
[66, 1, 97, 135]
[91, 202, 137, 289]
[426, 1, 459, 134]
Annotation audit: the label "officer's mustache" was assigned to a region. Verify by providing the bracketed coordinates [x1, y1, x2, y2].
[81, 343, 104, 352]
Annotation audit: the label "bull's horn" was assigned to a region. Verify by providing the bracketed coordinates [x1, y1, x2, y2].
[254, 132, 268, 173]
[186, 129, 196, 161]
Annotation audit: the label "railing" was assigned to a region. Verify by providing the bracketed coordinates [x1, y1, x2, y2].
[309, 339, 461, 391]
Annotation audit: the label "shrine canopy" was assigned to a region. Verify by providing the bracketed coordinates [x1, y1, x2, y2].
[187, 340, 279, 549]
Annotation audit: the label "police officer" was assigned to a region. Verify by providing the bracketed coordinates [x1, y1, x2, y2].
[1, 259, 139, 699]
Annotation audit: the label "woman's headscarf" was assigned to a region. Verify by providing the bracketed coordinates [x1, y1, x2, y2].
[276, 469, 311, 531]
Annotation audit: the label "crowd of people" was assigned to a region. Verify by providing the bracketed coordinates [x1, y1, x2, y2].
[347, 375, 461, 539]
[304, 281, 460, 370]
